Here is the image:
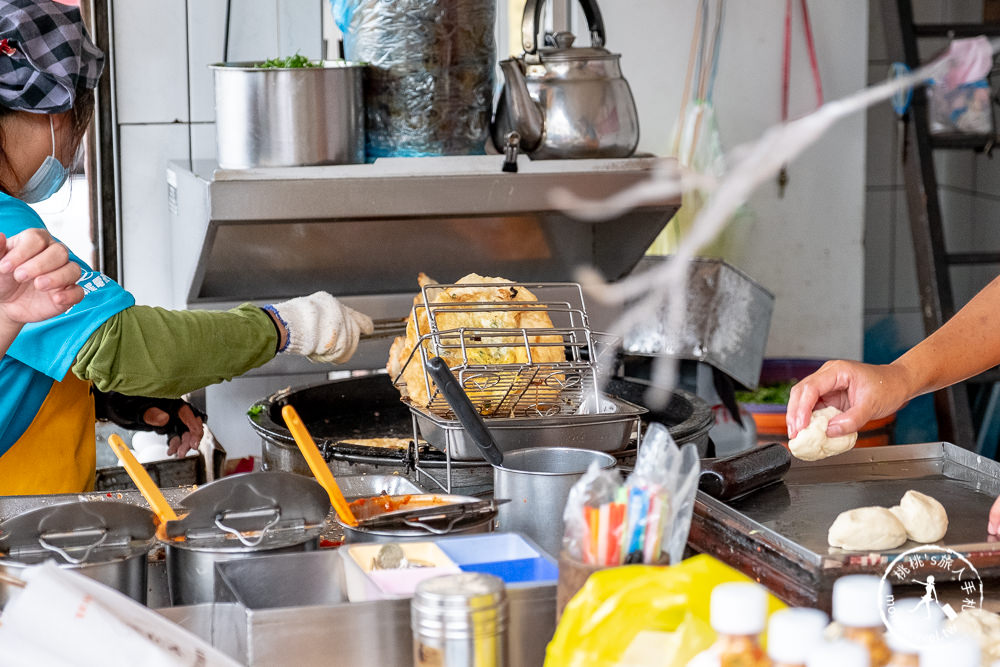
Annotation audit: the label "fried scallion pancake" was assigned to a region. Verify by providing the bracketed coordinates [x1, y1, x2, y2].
[387, 273, 565, 410]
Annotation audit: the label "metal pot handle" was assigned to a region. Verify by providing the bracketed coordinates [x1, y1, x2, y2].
[37, 528, 109, 565]
[214, 508, 281, 547]
[402, 514, 467, 535]
[521, 0, 606, 55]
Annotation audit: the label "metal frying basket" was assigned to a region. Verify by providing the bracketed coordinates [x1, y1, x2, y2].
[392, 281, 605, 419]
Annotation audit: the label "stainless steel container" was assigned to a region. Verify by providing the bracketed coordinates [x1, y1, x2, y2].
[210, 60, 365, 168]
[162, 471, 330, 605]
[339, 494, 494, 544]
[493, 448, 616, 558]
[410, 394, 646, 461]
[412, 572, 508, 667]
[0, 501, 155, 606]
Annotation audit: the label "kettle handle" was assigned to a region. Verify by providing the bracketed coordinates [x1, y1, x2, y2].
[521, 0, 606, 55]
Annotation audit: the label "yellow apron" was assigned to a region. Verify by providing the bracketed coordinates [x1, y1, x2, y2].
[0, 372, 95, 495]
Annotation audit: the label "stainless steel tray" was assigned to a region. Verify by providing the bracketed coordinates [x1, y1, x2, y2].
[408, 394, 646, 461]
[690, 442, 1000, 607]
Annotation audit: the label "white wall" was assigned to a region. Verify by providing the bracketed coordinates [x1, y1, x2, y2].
[112, 0, 324, 309]
[600, 0, 869, 360]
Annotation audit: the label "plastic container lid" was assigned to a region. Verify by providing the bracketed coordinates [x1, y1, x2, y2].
[709, 582, 768, 636]
[832, 575, 890, 628]
[918, 635, 982, 667]
[767, 608, 830, 663]
[805, 640, 870, 667]
[884, 597, 945, 652]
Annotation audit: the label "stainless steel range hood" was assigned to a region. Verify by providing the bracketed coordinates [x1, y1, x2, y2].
[167, 155, 679, 307]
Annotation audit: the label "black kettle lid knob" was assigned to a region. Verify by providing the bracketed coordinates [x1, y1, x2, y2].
[552, 31, 576, 49]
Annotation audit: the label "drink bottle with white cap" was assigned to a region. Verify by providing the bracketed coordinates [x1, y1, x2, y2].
[806, 639, 870, 667]
[686, 582, 771, 667]
[918, 634, 981, 667]
[833, 575, 892, 667]
[767, 608, 829, 667]
[883, 597, 945, 667]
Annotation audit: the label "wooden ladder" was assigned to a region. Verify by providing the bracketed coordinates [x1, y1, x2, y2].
[880, 0, 1000, 454]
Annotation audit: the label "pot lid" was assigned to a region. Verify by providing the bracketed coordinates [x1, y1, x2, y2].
[163, 471, 330, 550]
[0, 501, 156, 565]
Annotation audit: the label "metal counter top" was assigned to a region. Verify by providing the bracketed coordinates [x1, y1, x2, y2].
[690, 442, 1000, 608]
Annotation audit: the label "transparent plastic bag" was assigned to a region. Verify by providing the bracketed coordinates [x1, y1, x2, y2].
[330, 0, 496, 157]
[561, 423, 700, 566]
[927, 36, 995, 135]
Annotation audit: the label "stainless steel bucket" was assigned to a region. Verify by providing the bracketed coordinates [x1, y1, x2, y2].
[493, 448, 616, 558]
[210, 61, 365, 168]
[162, 471, 330, 605]
[0, 501, 156, 606]
[165, 539, 319, 605]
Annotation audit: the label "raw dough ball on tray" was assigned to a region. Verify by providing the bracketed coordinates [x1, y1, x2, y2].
[828, 506, 907, 551]
[890, 489, 948, 543]
[789, 406, 858, 461]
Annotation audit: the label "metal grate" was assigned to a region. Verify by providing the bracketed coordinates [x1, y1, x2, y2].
[392, 281, 606, 418]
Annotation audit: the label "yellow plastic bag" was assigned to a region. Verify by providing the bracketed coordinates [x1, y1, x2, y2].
[544, 554, 786, 667]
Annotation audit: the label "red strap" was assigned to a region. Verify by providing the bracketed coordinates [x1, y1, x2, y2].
[782, 0, 823, 123]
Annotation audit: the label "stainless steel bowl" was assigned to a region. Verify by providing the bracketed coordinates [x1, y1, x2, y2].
[210, 60, 365, 168]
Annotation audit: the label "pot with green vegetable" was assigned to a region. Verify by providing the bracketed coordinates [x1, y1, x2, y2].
[210, 58, 365, 168]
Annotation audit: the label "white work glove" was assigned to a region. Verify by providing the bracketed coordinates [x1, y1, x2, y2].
[265, 291, 373, 364]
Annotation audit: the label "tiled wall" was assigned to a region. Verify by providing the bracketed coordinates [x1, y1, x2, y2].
[111, 0, 324, 308]
[865, 0, 998, 441]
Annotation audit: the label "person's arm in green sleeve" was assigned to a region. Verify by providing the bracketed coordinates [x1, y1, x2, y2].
[72, 303, 281, 398]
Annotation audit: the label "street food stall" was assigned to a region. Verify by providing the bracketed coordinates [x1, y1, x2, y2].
[4, 0, 1000, 665]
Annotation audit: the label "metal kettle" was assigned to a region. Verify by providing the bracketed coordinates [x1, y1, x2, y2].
[491, 0, 639, 160]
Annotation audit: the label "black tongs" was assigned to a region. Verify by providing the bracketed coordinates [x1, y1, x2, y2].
[355, 499, 510, 530]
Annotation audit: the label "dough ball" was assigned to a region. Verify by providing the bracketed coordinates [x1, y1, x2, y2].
[945, 609, 1000, 664]
[789, 406, 859, 461]
[828, 506, 907, 551]
[889, 490, 948, 543]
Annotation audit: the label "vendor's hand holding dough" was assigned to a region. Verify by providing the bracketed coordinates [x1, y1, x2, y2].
[0, 229, 83, 325]
[788, 405, 858, 461]
[785, 360, 911, 442]
[266, 291, 373, 364]
[890, 489, 948, 543]
[828, 506, 907, 551]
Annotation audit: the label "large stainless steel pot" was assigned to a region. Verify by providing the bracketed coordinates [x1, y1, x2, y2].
[210, 60, 365, 168]
[493, 448, 616, 558]
[0, 501, 156, 606]
[162, 471, 330, 605]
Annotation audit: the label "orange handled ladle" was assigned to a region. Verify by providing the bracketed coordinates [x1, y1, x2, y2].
[107, 433, 179, 525]
[281, 404, 358, 527]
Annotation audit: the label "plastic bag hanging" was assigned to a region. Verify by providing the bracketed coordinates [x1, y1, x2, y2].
[329, 0, 496, 158]
[648, 0, 738, 258]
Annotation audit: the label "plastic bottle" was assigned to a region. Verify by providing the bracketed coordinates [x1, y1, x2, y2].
[833, 575, 892, 667]
[687, 582, 771, 667]
[918, 635, 981, 667]
[884, 597, 945, 666]
[767, 608, 829, 667]
[805, 640, 870, 667]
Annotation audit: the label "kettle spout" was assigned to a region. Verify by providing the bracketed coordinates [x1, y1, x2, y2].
[499, 59, 544, 152]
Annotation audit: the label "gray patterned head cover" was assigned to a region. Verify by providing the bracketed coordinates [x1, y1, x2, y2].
[0, 0, 105, 113]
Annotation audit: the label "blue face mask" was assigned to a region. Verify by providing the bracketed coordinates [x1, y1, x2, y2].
[19, 117, 69, 204]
